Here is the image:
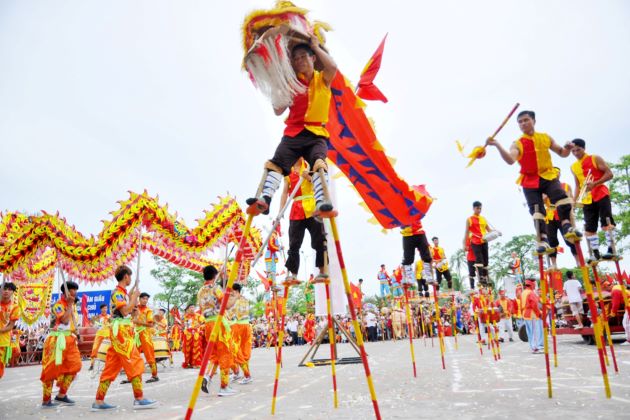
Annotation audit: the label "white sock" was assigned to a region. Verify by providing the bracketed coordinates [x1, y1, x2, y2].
[605, 230, 614, 248]
[422, 263, 433, 280]
[587, 235, 599, 251]
[261, 170, 283, 199]
[403, 264, 414, 282]
[312, 171, 329, 204]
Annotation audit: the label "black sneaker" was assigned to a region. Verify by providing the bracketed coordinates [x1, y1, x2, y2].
[602, 247, 614, 260]
[592, 249, 602, 261]
[146, 376, 159, 383]
[120, 379, 131, 384]
[535, 239, 552, 255]
[201, 377, 210, 394]
[246, 196, 271, 216]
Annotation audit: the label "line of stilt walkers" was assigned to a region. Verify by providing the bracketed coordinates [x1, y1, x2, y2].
[182, 169, 627, 419]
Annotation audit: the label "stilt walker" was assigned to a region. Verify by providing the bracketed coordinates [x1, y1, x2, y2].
[488, 293, 501, 360]
[403, 284, 417, 377]
[473, 311, 484, 356]
[481, 290, 498, 361]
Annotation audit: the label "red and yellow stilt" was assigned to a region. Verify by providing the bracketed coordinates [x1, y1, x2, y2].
[538, 256, 553, 398]
[574, 241, 611, 398]
[431, 284, 446, 370]
[473, 312, 484, 356]
[451, 295, 458, 351]
[591, 264, 619, 373]
[271, 284, 291, 414]
[403, 284, 418, 377]
[329, 217, 381, 420]
[185, 214, 254, 420]
[323, 280, 339, 408]
[547, 269, 559, 368]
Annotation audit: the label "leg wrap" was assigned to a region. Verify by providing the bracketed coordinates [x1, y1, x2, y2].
[261, 170, 283, 199]
[312, 158, 328, 173]
[312, 170, 329, 204]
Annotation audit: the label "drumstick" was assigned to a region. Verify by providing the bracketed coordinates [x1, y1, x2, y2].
[480, 103, 521, 152]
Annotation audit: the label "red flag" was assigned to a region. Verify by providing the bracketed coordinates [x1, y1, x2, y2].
[81, 294, 89, 326]
[350, 282, 363, 309]
[356, 34, 388, 103]
[256, 270, 271, 291]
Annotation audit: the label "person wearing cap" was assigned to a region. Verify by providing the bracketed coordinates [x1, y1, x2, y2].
[521, 279, 543, 353]
[431, 237, 453, 289]
[0, 282, 19, 380]
[495, 290, 514, 342]
[485, 110, 579, 253]
[40, 280, 82, 408]
[133, 292, 159, 383]
[569, 138, 616, 261]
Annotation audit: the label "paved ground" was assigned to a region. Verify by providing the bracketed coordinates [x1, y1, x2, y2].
[1, 333, 629, 419]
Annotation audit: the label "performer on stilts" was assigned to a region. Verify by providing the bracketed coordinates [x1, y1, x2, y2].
[463, 201, 497, 287]
[89, 304, 111, 371]
[377, 264, 392, 298]
[401, 221, 434, 288]
[92, 265, 157, 410]
[0, 282, 18, 380]
[542, 170, 578, 267]
[431, 237, 453, 290]
[279, 158, 327, 282]
[569, 139, 616, 261]
[40, 280, 82, 408]
[415, 258, 430, 298]
[485, 110, 580, 253]
[133, 292, 159, 383]
[246, 32, 337, 221]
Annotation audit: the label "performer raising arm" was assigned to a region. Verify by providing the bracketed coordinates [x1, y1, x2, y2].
[247, 33, 337, 217]
[485, 110, 579, 252]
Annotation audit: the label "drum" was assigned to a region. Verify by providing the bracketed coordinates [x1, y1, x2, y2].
[96, 339, 111, 362]
[153, 336, 170, 361]
[435, 260, 448, 272]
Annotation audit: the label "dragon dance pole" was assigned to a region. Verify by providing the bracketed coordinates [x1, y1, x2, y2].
[574, 241, 611, 398]
[538, 258, 553, 398]
[403, 285, 417, 377]
[324, 280, 339, 407]
[591, 264, 619, 373]
[431, 285, 446, 370]
[547, 269, 559, 368]
[271, 285, 291, 414]
[185, 214, 254, 420]
[329, 216, 382, 420]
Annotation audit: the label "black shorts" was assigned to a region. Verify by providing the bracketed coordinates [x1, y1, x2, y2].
[270, 129, 328, 175]
[522, 177, 568, 217]
[583, 195, 614, 233]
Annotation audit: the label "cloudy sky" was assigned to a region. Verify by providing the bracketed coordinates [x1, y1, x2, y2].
[1, 1, 629, 298]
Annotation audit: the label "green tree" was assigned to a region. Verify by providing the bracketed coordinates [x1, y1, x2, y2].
[449, 248, 466, 286]
[609, 154, 630, 254]
[151, 256, 204, 315]
[488, 234, 537, 280]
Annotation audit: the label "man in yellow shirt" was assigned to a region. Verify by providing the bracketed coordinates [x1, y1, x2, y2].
[485, 110, 579, 252]
[133, 292, 159, 383]
[247, 34, 337, 218]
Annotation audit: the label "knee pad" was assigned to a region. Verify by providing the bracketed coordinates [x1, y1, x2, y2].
[312, 159, 328, 173]
[264, 160, 283, 174]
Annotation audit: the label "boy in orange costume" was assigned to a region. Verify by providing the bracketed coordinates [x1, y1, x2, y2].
[229, 283, 253, 384]
[181, 304, 204, 368]
[0, 282, 19, 380]
[198, 265, 236, 396]
[92, 265, 157, 411]
[134, 292, 159, 382]
[89, 304, 110, 371]
[40, 281, 82, 408]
